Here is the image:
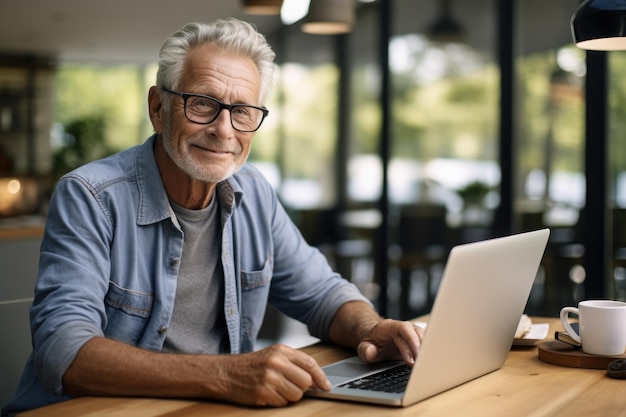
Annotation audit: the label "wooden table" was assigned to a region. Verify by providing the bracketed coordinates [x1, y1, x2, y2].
[17, 317, 626, 417]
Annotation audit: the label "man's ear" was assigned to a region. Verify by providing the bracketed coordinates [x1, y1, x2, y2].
[148, 86, 164, 133]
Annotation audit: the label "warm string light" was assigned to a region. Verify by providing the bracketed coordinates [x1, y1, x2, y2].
[0, 178, 22, 215]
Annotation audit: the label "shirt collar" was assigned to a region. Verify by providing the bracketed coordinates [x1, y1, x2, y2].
[134, 134, 244, 225]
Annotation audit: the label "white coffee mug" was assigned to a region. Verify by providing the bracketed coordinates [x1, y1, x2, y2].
[560, 300, 626, 356]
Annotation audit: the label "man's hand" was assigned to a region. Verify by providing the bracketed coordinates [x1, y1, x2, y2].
[356, 319, 424, 365]
[219, 344, 332, 407]
[328, 301, 424, 366]
[63, 337, 331, 408]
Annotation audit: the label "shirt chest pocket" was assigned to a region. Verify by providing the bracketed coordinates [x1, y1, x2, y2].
[104, 281, 154, 345]
[240, 256, 273, 291]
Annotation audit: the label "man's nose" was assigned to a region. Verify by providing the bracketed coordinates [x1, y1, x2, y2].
[210, 108, 235, 135]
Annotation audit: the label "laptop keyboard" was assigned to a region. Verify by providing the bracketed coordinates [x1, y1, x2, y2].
[338, 364, 412, 393]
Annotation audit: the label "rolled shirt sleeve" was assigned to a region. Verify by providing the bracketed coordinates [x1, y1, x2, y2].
[262, 189, 372, 341]
[30, 175, 112, 394]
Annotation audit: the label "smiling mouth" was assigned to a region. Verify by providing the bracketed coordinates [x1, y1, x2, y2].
[192, 144, 234, 155]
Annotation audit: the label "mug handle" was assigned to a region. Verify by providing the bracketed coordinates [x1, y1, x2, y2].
[560, 307, 581, 344]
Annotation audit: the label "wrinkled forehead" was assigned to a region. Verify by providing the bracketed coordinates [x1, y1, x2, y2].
[180, 43, 262, 103]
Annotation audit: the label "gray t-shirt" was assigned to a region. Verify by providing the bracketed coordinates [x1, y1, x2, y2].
[162, 197, 228, 354]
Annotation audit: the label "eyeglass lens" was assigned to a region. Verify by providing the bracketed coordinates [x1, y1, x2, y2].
[184, 95, 264, 132]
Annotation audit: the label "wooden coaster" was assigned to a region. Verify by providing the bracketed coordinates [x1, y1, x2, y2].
[537, 340, 626, 369]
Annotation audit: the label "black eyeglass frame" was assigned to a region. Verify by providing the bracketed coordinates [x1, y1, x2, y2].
[161, 86, 269, 133]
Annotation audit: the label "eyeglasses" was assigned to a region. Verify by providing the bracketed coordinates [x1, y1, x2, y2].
[161, 87, 269, 133]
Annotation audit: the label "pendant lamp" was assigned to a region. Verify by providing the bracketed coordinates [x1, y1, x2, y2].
[301, 0, 355, 35]
[427, 0, 465, 43]
[571, 0, 626, 50]
[242, 0, 284, 15]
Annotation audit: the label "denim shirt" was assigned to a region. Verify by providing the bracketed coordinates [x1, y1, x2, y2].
[2, 135, 370, 416]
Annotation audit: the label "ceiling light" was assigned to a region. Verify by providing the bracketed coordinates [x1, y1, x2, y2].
[571, 0, 626, 50]
[301, 0, 355, 35]
[427, 0, 465, 44]
[242, 0, 284, 15]
[281, 0, 310, 25]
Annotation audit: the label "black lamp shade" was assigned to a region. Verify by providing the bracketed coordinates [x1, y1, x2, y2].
[302, 0, 355, 35]
[571, 0, 626, 50]
[242, 0, 283, 15]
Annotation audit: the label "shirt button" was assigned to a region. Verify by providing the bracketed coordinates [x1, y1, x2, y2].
[171, 258, 180, 267]
[159, 326, 168, 335]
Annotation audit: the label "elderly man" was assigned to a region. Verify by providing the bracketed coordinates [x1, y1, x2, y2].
[2, 18, 422, 416]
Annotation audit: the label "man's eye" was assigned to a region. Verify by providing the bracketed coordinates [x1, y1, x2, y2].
[193, 99, 213, 108]
[233, 107, 250, 116]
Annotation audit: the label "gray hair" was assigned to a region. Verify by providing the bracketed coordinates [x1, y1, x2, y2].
[156, 18, 276, 106]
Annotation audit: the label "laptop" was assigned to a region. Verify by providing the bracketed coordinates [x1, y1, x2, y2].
[306, 228, 550, 407]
